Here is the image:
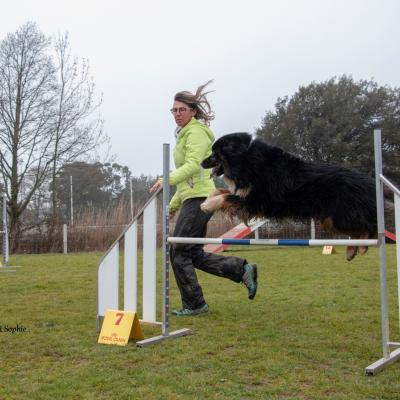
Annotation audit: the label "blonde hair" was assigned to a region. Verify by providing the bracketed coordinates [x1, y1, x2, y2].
[174, 80, 215, 125]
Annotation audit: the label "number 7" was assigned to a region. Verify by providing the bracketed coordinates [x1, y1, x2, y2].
[115, 312, 124, 325]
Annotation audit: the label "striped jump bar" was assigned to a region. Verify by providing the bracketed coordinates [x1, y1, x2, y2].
[168, 237, 379, 247]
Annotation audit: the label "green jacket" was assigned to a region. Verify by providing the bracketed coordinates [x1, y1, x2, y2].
[168, 118, 215, 213]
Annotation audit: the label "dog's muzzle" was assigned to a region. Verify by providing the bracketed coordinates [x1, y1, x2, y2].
[210, 164, 224, 177]
[202, 156, 223, 177]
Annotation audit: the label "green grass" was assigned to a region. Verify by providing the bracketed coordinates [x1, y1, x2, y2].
[0, 246, 399, 399]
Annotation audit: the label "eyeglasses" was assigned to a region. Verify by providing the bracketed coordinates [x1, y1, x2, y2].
[170, 107, 192, 114]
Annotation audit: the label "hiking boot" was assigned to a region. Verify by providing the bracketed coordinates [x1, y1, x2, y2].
[172, 303, 209, 316]
[242, 263, 258, 299]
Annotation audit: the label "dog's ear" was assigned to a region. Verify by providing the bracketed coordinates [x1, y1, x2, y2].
[221, 132, 252, 156]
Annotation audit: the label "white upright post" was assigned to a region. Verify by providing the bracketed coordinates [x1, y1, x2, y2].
[310, 219, 316, 240]
[63, 224, 68, 254]
[142, 197, 157, 323]
[97, 244, 119, 328]
[124, 221, 138, 313]
[70, 175, 74, 226]
[130, 179, 133, 220]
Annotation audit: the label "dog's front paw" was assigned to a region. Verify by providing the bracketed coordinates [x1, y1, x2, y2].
[201, 195, 226, 213]
[200, 199, 213, 213]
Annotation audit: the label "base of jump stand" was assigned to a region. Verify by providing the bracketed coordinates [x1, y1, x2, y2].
[0, 265, 20, 273]
[136, 328, 191, 347]
[365, 347, 400, 375]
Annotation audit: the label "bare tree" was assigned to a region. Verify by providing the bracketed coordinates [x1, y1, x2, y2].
[0, 23, 108, 250]
[49, 32, 106, 229]
[0, 22, 57, 249]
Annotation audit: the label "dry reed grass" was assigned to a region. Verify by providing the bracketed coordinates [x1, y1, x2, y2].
[14, 192, 389, 253]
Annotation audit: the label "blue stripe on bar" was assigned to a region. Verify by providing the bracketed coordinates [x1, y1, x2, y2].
[277, 239, 310, 246]
[221, 239, 251, 245]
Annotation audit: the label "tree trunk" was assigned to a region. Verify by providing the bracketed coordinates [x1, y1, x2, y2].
[9, 206, 20, 253]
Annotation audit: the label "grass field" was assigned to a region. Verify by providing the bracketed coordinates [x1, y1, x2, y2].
[0, 246, 399, 399]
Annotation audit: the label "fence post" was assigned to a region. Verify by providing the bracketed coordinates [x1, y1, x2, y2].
[2, 195, 9, 265]
[310, 219, 316, 240]
[63, 224, 68, 254]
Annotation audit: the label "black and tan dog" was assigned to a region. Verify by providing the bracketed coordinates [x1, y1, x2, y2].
[201, 132, 384, 261]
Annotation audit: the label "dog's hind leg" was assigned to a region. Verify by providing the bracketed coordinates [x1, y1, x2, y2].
[346, 246, 358, 261]
[322, 217, 357, 261]
[357, 232, 369, 255]
[346, 232, 370, 260]
[323, 217, 367, 261]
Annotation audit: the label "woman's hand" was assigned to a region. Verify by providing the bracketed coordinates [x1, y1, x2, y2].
[149, 180, 162, 193]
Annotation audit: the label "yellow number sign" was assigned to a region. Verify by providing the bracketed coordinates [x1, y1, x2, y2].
[98, 309, 144, 346]
[322, 245, 336, 255]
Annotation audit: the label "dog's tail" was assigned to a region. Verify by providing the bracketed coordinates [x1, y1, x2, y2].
[383, 186, 395, 237]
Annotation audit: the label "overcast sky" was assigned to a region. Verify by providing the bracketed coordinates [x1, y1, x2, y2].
[1, 0, 399, 176]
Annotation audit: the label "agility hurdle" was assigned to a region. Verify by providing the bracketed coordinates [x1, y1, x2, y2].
[166, 129, 399, 375]
[97, 129, 399, 372]
[96, 144, 190, 346]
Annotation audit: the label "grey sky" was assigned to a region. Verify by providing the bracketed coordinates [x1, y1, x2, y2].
[1, 0, 399, 176]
